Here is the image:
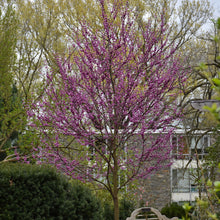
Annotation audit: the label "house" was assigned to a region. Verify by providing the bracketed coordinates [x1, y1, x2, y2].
[137, 129, 212, 210]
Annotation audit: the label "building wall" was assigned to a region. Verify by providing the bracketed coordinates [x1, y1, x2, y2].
[138, 168, 171, 210]
[135, 132, 214, 210]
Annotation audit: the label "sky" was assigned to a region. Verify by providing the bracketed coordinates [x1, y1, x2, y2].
[209, 0, 220, 19]
[197, 0, 220, 32]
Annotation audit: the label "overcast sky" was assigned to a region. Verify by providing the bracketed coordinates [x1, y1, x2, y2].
[198, 0, 220, 31]
[209, 0, 220, 19]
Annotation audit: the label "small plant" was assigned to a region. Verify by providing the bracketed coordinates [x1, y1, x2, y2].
[182, 203, 192, 220]
[181, 164, 220, 220]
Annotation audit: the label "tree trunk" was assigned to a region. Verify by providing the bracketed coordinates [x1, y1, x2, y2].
[113, 194, 120, 220]
[113, 148, 119, 220]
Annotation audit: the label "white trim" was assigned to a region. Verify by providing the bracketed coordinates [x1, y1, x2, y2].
[171, 160, 201, 169]
[172, 192, 204, 202]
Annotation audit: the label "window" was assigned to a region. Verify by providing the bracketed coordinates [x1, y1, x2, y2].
[172, 169, 197, 193]
[172, 136, 189, 159]
[191, 135, 210, 159]
[172, 135, 210, 159]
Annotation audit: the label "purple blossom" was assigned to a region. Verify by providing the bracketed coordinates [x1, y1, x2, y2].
[27, 1, 186, 219]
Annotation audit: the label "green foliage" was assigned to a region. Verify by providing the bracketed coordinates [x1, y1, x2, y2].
[188, 165, 220, 220]
[202, 15, 220, 189]
[0, 1, 41, 162]
[85, 182, 136, 220]
[214, 181, 220, 192]
[0, 163, 103, 220]
[0, 84, 24, 148]
[103, 202, 114, 220]
[102, 197, 135, 220]
[0, 2, 17, 79]
[216, 18, 220, 30]
[0, 1, 26, 161]
[212, 78, 220, 87]
[161, 202, 185, 218]
[182, 203, 193, 220]
[119, 198, 136, 220]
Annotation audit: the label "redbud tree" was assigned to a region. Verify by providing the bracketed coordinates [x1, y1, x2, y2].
[29, 1, 186, 219]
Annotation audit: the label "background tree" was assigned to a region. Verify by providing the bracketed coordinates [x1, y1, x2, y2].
[201, 18, 220, 178]
[14, 0, 213, 139]
[0, 1, 41, 163]
[29, 1, 186, 219]
[176, 18, 220, 219]
[14, 0, 213, 126]
[14, 0, 212, 80]
[0, 2, 24, 161]
[15, 0, 63, 101]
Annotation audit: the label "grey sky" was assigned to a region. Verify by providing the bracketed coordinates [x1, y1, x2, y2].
[209, 0, 220, 19]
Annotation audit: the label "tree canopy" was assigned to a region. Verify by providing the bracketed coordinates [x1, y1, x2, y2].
[28, 1, 187, 219]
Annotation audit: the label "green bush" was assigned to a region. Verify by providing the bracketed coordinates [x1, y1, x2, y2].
[161, 202, 185, 218]
[0, 163, 102, 220]
[119, 197, 136, 220]
[102, 197, 135, 220]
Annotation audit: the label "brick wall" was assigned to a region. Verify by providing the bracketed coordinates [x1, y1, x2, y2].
[136, 168, 171, 210]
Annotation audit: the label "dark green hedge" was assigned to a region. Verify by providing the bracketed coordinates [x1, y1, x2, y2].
[161, 202, 185, 218]
[102, 197, 135, 220]
[0, 163, 102, 220]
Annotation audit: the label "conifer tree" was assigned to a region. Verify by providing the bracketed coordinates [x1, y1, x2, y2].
[0, 2, 22, 160]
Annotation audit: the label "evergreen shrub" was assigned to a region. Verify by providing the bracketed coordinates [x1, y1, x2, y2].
[0, 163, 102, 220]
[161, 202, 185, 218]
[102, 197, 135, 220]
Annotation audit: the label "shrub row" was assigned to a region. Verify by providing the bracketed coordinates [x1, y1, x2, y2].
[0, 163, 102, 220]
[0, 163, 135, 219]
[161, 202, 185, 218]
[102, 197, 135, 220]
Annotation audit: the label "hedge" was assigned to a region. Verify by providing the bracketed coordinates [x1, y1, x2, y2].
[0, 163, 102, 220]
[161, 202, 185, 218]
[102, 197, 135, 220]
